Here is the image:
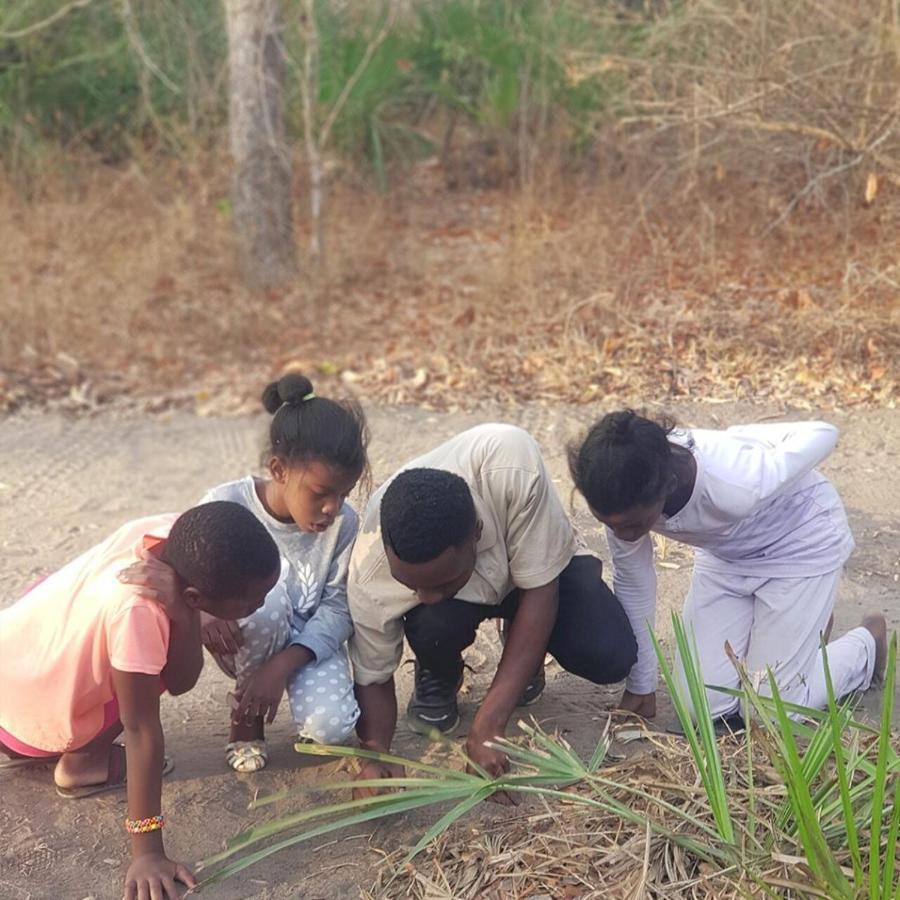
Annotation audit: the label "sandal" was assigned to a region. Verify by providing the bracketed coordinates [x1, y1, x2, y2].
[225, 740, 268, 773]
[56, 743, 174, 799]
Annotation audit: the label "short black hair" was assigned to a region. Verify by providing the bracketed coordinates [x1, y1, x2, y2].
[380, 468, 477, 564]
[568, 410, 675, 515]
[161, 501, 280, 601]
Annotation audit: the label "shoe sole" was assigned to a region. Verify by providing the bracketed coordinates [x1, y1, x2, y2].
[406, 711, 460, 739]
[517, 690, 544, 707]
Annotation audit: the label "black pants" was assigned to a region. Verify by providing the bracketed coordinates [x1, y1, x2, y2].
[403, 554, 637, 685]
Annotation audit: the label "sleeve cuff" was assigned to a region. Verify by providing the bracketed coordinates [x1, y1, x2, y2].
[351, 663, 397, 686]
[625, 668, 659, 695]
[511, 553, 574, 591]
[290, 634, 331, 664]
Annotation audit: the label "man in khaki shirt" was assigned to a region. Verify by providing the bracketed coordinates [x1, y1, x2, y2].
[348, 424, 636, 793]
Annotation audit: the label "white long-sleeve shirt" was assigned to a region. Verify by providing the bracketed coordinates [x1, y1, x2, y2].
[610, 421, 855, 694]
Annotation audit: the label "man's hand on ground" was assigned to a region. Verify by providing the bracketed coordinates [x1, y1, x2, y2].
[466, 728, 517, 806]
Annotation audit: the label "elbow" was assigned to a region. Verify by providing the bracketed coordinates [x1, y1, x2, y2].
[812, 422, 840, 462]
[119, 711, 165, 739]
[809, 421, 840, 450]
[165, 680, 194, 698]
[162, 663, 203, 697]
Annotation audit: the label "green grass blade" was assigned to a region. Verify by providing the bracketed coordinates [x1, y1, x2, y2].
[765, 671, 854, 898]
[588, 718, 612, 773]
[776, 695, 855, 834]
[653, 614, 734, 844]
[514, 719, 588, 776]
[389, 785, 496, 882]
[290, 741, 481, 780]
[881, 778, 900, 900]
[196, 785, 477, 888]
[870, 633, 897, 900]
[708, 683, 879, 734]
[677, 616, 733, 842]
[204, 783, 472, 865]
[304, 776, 476, 792]
[821, 635, 864, 887]
[586, 771, 733, 845]
[484, 739, 580, 776]
[505, 784, 729, 866]
[745, 716, 759, 855]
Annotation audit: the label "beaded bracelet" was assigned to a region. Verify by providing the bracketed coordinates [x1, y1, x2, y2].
[125, 814, 165, 834]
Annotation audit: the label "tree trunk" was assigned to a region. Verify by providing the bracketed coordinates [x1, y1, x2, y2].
[225, 0, 296, 289]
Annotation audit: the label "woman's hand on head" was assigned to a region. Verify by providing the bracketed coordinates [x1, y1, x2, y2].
[118, 551, 189, 623]
[123, 852, 196, 900]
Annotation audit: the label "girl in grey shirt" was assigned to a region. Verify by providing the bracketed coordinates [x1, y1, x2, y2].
[123, 374, 368, 773]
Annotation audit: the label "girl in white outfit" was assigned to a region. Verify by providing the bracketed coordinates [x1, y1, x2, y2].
[568, 411, 887, 721]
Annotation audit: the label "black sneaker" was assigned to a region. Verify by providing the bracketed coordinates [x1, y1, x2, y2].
[497, 619, 546, 706]
[666, 712, 746, 738]
[519, 665, 546, 706]
[406, 660, 463, 737]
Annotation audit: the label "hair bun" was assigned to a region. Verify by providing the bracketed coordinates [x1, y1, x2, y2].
[261, 373, 314, 414]
[609, 409, 636, 441]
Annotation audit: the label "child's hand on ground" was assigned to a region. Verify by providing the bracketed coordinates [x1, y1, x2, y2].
[232, 657, 289, 725]
[616, 689, 656, 718]
[123, 852, 196, 900]
[201, 614, 244, 656]
[117, 551, 190, 624]
[352, 760, 405, 799]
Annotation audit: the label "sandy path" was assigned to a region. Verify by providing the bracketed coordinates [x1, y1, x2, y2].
[1, 402, 897, 900]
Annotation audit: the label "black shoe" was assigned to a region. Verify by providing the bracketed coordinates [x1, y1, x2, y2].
[497, 619, 546, 706]
[666, 712, 746, 738]
[519, 665, 546, 706]
[406, 660, 463, 737]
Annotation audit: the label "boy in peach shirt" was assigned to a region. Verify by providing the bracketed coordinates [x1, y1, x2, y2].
[0, 501, 280, 900]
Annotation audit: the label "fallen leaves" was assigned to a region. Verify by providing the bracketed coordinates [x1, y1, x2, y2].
[0, 179, 897, 417]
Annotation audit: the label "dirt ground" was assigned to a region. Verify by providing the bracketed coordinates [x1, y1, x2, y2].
[1, 401, 898, 900]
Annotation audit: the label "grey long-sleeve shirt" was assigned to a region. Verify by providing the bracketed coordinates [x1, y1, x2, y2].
[201, 477, 357, 663]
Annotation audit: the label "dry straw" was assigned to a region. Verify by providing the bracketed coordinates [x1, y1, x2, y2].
[195, 617, 899, 899]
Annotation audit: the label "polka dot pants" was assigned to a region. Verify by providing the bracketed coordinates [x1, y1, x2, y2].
[222, 579, 359, 744]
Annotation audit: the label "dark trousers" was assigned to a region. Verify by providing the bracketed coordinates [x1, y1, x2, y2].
[403, 554, 637, 685]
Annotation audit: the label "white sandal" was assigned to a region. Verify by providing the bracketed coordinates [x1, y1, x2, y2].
[225, 740, 268, 773]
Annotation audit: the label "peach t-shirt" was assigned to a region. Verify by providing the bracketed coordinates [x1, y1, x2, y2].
[0, 515, 175, 753]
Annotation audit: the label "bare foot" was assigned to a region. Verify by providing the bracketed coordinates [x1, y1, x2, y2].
[616, 689, 657, 719]
[861, 612, 888, 683]
[54, 744, 117, 791]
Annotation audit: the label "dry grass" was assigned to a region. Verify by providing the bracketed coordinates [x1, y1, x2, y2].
[1, 150, 897, 415]
[364, 724, 895, 900]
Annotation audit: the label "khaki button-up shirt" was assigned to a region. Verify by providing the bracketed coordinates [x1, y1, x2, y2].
[348, 424, 581, 685]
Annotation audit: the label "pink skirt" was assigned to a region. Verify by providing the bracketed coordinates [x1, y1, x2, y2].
[0, 697, 122, 757]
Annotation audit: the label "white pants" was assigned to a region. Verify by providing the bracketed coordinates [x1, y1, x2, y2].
[678, 567, 876, 719]
[219, 583, 360, 744]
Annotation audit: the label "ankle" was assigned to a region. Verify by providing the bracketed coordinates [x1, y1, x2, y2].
[230, 716, 265, 743]
[54, 749, 109, 789]
[861, 612, 888, 679]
